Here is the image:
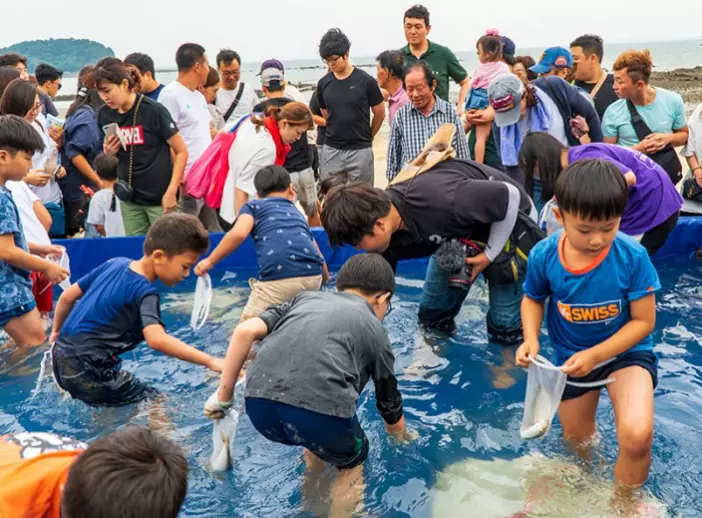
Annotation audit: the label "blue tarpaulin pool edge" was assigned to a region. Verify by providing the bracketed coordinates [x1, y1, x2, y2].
[53, 217, 702, 280]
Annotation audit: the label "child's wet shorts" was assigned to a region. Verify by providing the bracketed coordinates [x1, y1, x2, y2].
[245, 397, 369, 470]
[52, 350, 158, 407]
[562, 350, 658, 401]
[0, 301, 36, 328]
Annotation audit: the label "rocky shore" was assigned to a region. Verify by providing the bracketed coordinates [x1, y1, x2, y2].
[651, 66, 702, 113]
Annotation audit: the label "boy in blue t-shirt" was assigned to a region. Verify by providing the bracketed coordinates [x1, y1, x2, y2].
[50, 214, 224, 407]
[516, 159, 660, 489]
[0, 115, 69, 347]
[196, 165, 329, 321]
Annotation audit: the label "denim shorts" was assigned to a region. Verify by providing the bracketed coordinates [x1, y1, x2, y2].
[0, 300, 36, 328]
[246, 397, 369, 469]
[562, 350, 658, 401]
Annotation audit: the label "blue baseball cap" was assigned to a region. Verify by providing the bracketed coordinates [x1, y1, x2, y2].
[500, 36, 516, 57]
[529, 47, 573, 74]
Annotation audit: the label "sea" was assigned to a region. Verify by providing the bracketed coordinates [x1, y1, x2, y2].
[56, 38, 702, 108]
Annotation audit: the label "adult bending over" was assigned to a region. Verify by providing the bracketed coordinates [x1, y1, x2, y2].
[94, 58, 187, 236]
[519, 132, 682, 254]
[322, 127, 539, 344]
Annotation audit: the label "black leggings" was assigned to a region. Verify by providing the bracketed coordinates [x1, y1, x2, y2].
[640, 211, 679, 255]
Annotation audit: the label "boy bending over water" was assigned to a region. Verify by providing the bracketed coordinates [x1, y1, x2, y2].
[517, 160, 659, 491]
[0, 427, 187, 518]
[51, 214, 224, 406]
[204, 254, 410, 516]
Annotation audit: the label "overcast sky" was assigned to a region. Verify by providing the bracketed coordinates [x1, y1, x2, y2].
[2, 0, 701, 66]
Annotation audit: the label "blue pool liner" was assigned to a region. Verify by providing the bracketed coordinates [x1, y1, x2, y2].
[54, 217, 702, 280]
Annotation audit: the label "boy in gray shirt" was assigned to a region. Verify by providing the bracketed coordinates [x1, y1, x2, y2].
[204, 254, 409, 514]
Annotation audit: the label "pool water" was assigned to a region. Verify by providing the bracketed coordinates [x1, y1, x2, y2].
[2, 261, 702, 517]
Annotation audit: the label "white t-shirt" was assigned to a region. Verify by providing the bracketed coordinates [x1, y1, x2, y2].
[5, 180, 51, 246]
[216, 83, 259, 125]
[684, 103, 702, 160]
[282, 84, 306, 103]
[219, 119, 275, 224]
[158, 81, 212, 174]
[30, 115, 62, 205]
[86, 188, 125, 237]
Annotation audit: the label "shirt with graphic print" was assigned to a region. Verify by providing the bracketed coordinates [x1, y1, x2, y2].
[523, 231, 660, 365]
[239, 197, 324, 281]
[0, 185, 34, 315]
[98, 95, 179, 206]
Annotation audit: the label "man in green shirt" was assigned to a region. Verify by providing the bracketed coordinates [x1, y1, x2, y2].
[401, 4, 470, 114]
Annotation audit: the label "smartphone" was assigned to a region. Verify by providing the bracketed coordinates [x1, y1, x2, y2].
[102, 123, 127, 151]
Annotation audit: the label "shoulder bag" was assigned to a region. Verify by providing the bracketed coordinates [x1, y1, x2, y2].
[114, 94, 144, 202]
[626, 99, 682, 184]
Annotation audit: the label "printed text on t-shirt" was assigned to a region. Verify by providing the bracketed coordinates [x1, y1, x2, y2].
[557, 300, 622, 324]
[118, 126, 145, 146]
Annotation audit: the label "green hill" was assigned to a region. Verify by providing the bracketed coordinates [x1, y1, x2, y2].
[0, 38, 115, 73]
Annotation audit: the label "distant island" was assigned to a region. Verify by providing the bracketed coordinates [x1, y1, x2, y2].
[0, 38, 115, 73]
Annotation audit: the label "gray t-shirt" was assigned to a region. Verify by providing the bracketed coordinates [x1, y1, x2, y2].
[246, 291, 403, 423]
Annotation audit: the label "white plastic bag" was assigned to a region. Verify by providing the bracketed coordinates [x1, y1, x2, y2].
[190, 274, 212, 330]
[210, 410, 239, 471]
[520, 355, 567, 439]
[538, 198, 563, 236]
[43, 249, 71, 292]
[520, 356, 614, 440]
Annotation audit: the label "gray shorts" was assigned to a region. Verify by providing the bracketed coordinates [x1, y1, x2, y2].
[290, 167, 318, 217]
[181, 194, 222, 233]
[320, 146, 374, 184]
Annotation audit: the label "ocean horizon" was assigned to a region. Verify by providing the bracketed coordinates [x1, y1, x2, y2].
[56, 38, 701, 106]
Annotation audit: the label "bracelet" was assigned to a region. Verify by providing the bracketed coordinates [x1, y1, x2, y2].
[218, 399, 233, 409]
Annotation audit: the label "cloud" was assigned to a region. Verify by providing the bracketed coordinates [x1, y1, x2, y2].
[2, 0, 700, 67]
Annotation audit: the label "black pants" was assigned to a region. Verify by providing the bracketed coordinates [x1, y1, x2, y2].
[64, 195, 88, 237]
[640, 211, 679, 255]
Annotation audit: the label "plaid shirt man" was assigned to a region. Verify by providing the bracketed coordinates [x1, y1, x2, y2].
[386, 96, 470, 180]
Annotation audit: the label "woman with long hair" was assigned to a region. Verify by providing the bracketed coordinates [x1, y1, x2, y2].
[93, 57, 187, 236]
[58, 66, 105, 236]
[519, 132, 682, 254]
[219, 101, 313, 226]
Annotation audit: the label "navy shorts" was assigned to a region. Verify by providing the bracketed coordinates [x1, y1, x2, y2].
[245, 397, 369, 470]
[0, 301, 36, 328]
[562, 350, 658, 401]
[52, 352, 157, 407]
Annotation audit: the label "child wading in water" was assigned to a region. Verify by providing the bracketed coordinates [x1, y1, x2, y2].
[195, 165, 328, 322]
[205, 254, 411, 517]
[516, 159, 660, 512]
[51, 214, 224, 407]
[464, 30, 510, 164]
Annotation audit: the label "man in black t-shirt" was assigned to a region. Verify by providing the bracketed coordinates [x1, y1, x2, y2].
[316, 29, 385, 185]
[322, 154, 537, 345]
[570, 35, 618, 120]
[254, 66, 320, 224]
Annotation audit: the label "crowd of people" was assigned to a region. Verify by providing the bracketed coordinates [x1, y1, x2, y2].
[0, 3, 701, 516]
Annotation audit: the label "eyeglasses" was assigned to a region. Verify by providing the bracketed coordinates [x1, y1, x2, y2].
[220, 70, 240, 77]
[376, 293, 393, 318]
[324, 55, 343, 66]
[53, 81, 62, 91]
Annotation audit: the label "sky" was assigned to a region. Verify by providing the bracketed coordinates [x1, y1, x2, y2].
[2, 0, 701, 67]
